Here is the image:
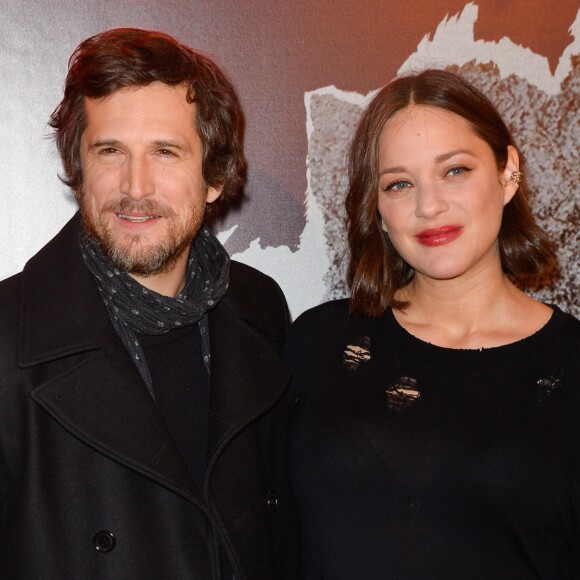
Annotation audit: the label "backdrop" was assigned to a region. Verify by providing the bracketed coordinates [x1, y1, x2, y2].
[1, 0, 578, 318]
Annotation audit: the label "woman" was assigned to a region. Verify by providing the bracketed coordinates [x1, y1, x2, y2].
[285, 69, 580, 579]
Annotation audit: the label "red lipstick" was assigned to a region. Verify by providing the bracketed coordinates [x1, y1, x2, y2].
[416, 225, 462, 247]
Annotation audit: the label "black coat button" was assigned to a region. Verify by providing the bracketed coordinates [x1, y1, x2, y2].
[93, 531, 116, 552]
[266, 491, 278, 511]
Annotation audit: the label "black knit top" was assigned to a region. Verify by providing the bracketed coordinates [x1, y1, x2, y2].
[285, 299, 580, 579]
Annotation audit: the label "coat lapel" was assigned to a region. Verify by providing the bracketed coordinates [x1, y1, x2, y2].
[30, 336, 200, 501]
[20, 215, 201, 504]
[207, 289, 291, 465]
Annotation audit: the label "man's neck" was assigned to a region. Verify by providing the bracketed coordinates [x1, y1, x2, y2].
[130, 253, 188, 297]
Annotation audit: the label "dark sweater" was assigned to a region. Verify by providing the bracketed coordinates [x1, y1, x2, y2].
[285, 299, 580, 579]
[138, 323, 209, 490]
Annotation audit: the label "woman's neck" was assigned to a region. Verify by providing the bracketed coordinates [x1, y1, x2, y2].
[393, 268, 552, 349]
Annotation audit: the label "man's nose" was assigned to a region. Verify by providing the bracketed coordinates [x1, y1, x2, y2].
[120, 155, 154, 200]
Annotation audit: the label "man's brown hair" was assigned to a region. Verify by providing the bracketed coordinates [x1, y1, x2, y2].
[49, 27, 245, 215]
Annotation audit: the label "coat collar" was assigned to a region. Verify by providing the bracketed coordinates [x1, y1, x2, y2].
[19, 214, 109, 367]
[20, 213, 290, 502]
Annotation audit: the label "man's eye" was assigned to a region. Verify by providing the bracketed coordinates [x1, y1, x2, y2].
[157, 149, 176, 157]
[99, 147, 119, 155]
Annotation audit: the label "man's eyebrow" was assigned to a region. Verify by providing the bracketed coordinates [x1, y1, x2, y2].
[152, 140, 188, 151]
[87, 139, 190, 152]
[87, 139, 122, 151]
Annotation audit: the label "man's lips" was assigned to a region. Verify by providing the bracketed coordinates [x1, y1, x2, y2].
[415, 225, 463, 246]
[115, 213, 161, 224]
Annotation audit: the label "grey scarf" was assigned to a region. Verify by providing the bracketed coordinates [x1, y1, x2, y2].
[80, 224, 230, 399]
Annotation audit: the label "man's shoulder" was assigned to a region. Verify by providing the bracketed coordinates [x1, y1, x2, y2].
[221, 261, 289, 341]
[0, 272, 23, 328]
[229, 260, 282, 293]
[0, 271, 22, 300]
[1, 215, 80, 292]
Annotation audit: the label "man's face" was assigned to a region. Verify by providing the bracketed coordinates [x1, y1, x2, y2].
[79, 82, 221, 278]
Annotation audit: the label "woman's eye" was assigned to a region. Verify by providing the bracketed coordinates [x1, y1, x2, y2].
[384, 180, 412, 192]
[446, 165, 470, 177]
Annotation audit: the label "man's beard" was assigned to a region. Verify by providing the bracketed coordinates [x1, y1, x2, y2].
[80, 197, 204, 277]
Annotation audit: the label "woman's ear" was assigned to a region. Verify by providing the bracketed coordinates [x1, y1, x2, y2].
[501, 145, 521, 206]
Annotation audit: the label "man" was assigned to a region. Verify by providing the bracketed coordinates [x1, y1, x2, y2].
[0, 28, 295, 579]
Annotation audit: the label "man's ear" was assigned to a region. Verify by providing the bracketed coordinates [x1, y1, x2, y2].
[206, 184, 223, 204]
[501, 145, 521, 206]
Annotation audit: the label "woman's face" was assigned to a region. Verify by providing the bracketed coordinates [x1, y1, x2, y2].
[377, 105, 519, 284]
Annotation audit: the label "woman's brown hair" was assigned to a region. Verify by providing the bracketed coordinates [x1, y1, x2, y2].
[346, 68, 555, 317]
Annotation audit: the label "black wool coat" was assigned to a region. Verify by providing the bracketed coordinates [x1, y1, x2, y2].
[0, 214, 297, 579]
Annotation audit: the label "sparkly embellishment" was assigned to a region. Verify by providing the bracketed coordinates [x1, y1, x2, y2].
[537, 369, 563, 404]
[509, 171, 523, 184]
[343, 336, 371, 371]
[386, 377, 421, 412]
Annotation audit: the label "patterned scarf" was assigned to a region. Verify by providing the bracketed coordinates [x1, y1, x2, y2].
[80, 224, 230, 399]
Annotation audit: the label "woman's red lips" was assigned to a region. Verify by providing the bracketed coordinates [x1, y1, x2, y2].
[416, 225, 462, 246]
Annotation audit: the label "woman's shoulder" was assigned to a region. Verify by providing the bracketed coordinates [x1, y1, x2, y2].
[288, 298, 383, 341]
[285, 300, 350, 358]
[556, 306, 580, 371]
[286, 297, 351, 347]
[284, 298, 385, 370]
[559, 306, 580, 328]
[547, 305, 580, 346]
[291, 298, 350, 328]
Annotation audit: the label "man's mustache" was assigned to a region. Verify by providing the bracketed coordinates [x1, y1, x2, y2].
[100, 198, 176, 218]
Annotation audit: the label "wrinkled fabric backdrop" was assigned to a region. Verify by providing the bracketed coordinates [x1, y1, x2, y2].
[1, 0, 578, 318]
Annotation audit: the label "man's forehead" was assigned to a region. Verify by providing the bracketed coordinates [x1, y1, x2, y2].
[82, 83, 198, 138]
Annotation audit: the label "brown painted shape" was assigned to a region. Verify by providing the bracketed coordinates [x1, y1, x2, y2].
[474, 0, 577, 73]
